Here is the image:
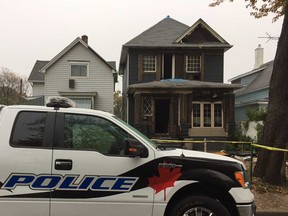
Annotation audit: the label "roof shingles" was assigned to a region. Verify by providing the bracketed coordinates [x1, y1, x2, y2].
[28, 60, 49, 82]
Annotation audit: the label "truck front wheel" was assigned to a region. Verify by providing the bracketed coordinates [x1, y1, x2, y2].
[168, 196, 230, 216]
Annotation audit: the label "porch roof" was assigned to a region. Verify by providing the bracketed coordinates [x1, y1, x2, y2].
[128, 79, 242, 94]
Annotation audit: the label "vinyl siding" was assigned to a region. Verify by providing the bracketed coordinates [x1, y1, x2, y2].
[143, 73, 156, 82]
[203, 54, 223, 83]
[45, 43, 114, 113]
[32, 83, 45, 96]
[235, 88, 269, 122]
[129, 53, 139, 85]
[235, 89, 269, 104]
[235, 106, 249, 122]
[122, 63, 128, 121]
[128, 96, 135, 125]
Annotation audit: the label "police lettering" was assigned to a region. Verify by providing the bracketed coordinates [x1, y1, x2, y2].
[2, 174, 138, 192]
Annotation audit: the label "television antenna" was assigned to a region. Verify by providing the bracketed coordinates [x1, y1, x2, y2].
[258, 32, 279, 43]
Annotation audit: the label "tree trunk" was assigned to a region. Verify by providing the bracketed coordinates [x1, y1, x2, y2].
[254, 0, 288, 185]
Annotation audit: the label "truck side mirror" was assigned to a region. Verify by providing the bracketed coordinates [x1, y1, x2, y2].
[124, 138, 148, 158]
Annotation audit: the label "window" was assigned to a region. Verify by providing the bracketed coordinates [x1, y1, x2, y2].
[143, 96, 152, 116]
[186, 55, 201, 73]
[203, 104, 211, 127]
[143, 55, 156, 72]
[71, 98, 92, 109]
[63, 114, 134, 156]
[192, 103, 222, 128]
[70, 62, 89, 77]
[192, 104, 200, 127]
[11, 112, 46, 147]
[214, 104, 222, 127]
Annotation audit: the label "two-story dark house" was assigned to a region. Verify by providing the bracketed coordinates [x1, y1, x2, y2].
[119, 16, 241, 141]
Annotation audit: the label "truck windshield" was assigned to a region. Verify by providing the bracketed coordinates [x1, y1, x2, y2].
[113, 116, 157, 148]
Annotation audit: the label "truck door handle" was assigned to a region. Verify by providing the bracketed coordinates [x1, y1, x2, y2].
[55, 159, 73, 170]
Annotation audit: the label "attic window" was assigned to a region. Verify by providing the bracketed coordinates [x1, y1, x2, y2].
[186, 55, 201, 73]
[143, 55, 156, 72]
[70, 62, 89, 77]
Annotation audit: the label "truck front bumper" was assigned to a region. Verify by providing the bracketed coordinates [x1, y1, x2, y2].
[237, 202, 256, 216]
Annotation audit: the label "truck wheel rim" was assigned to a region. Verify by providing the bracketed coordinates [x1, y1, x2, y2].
[183, 207, 215, 216]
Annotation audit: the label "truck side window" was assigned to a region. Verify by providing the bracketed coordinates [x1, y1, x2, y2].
[11, 112, 46, 147]
[64, 114, 131, 156]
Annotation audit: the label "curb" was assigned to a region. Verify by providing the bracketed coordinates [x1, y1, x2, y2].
[257, 211, 288, 216]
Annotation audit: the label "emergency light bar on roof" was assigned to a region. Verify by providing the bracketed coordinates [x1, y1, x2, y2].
[46, 96, 76, 108]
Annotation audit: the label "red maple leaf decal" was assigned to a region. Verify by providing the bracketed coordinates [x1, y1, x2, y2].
[148, 162, 182, 201]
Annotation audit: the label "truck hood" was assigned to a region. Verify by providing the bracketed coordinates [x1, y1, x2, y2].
[155, 148, 243, 165]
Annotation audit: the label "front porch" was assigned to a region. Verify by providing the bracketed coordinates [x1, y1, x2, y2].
[127, 79, 240, 139]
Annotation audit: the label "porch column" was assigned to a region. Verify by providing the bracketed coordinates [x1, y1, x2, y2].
[180, 94, 190, 138]
[223, 92, 235, 138]
[134, 93, 142, 125]
[169, 94, 179, 138]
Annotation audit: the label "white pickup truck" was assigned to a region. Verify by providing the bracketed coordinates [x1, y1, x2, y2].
[0, 100, 255, 216]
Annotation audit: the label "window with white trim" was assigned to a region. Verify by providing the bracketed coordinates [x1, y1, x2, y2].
[192, 104, 201, 127]
[73, 98, 92, 109]
[186, 55, 201, 73]
[143, 96, 152, 116]
[143, 55, 156, 72]
[192, 102, 223, 128]
[70, 62, 89, 77]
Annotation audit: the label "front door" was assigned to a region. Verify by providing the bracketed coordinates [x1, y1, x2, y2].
[155, 99, 170, 134]
[50, 111, 154, 216]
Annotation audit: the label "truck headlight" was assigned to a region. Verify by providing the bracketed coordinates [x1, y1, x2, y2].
[234, 171, 249, 188]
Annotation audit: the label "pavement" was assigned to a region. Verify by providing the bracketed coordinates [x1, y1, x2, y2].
[254, 192, 288, 216]
[257, 212, 288, 216]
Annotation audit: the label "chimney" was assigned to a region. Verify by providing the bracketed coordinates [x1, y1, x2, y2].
[254, 44, 264, 69]
[82, 35, 88, 44]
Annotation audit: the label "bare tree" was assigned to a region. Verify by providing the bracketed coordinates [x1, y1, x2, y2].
[0, 67, 31, 105]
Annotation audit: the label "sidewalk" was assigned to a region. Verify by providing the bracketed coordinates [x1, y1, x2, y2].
[254, 191, 288, 215]
[257, 212, 288, 216]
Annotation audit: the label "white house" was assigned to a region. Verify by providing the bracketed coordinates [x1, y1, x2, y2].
[28, 35, 117, 112]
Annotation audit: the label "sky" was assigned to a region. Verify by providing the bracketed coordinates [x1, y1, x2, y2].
[0, 0, 283, 91]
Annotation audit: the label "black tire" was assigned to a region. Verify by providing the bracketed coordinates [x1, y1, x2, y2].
[168, 196, 230, 216]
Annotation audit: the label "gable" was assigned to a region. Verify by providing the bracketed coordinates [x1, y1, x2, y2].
[119, 17, 232, 74]
[40, 37, 116, 74]
[46, 43, 114, 75]
[181, 24, 221, 44]
[174, 18, 229, 45]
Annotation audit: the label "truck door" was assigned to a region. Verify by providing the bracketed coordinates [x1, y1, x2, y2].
[50, 112, 155, 216]
[0, 111, 55, 216]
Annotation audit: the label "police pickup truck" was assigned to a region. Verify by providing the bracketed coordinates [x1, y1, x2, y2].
[0, 98, 255, 216]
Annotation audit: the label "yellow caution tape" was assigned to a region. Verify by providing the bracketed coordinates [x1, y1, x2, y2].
[151, 139, 288, 152]
[252, 143, 288, 152]
[151, 139, 251, 144]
